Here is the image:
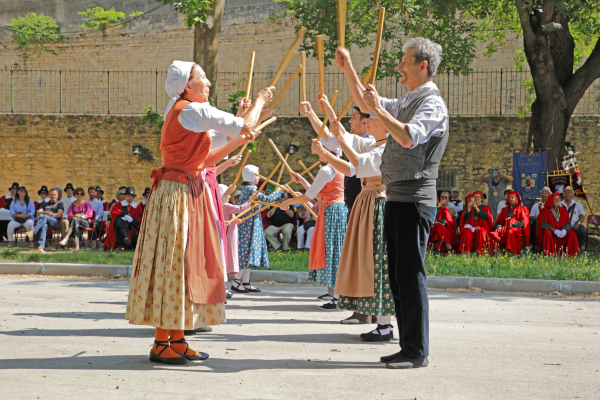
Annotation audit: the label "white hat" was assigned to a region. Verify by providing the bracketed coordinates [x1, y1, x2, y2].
[219, 184, 229, 197]
[242, 165, 259, 182]
[540, 186, 551, 193]
[234, 191, 241, 197]
[368, 111, 379, 120]
[164, 61, 199, 118]
[321, 140, 342, 157]
[563, 186, 574, 192]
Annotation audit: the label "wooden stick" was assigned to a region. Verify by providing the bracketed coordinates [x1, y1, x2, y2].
[298, 160, 315, 181]
[256, 173, 295, 194]
[239, 205, 270, 223]
[337, 68, 372, 119]
[316, 90, 339, 143]
[337, 0, 347, 66]
[226, 162, 282, 225]
[268, 139, 295, 176]
[269, 26, 307, 88]
[301, 51, 307, 114]
[277, 154, 290, 184]
[232, 150, 252, 186]
[237, 143, 248, 156]
[316, 35, 326, 110]
[244, 51, 255, 102]
[284, 161, 320, 186]
[251, 200, 279, 207]
[370, 7, 386, 86]
[269, 64, 302, 110]
[254, 116, 278, 132]
[284, 184, 317, 218]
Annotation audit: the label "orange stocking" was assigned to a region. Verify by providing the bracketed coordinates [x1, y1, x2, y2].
[170, 330, 199, 356]
[151, 328, 180, 358]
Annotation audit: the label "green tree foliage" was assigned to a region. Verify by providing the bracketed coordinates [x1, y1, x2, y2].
[78, 7, 144, 30]
[8, 13, 64, 55]
[154, 0, 214, 27]
[141, 106, 164, 131]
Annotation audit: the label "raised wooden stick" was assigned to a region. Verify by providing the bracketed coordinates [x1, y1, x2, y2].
[301, 51, 307, 114]
[232, 150, 252, 186]
[268, 139, 295, 175]
[239, 205, 270, 223]
[284, 161, 320, 186]
[277, 154, 290, 184]
[251, 200, 279, 207]
[370, 7, 386, 86]
[256, 173, 294, 194]
[244, 51, 255, 102]
[269, 26, 307, 88]
[298, 160, 315, 181]
[316, 35, 325, 110]
[226, 162, 281, 225]
[337, 68, 372, 119]
[337, 0, 347, 67]
[316, 90, 339, 143]
[255, 174, 317, 218]
[269, 64, 302, 110]
[284, 184, 317, 218]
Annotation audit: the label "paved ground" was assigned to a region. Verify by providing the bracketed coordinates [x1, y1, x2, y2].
[0, 277, 598, 400]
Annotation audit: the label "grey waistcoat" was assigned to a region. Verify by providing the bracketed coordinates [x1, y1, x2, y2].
[380, 89, 449, 186]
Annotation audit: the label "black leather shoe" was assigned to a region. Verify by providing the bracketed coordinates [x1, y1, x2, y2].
[386, 356, 429, 369]
[170, 338, 209, 361]
[195, 326, 212, 333]
[380, 351, 402, 363]
[149, 340, 189, 365]
[360, 324, 393, 342]
[183, 330, 196, 336]
[243, 283, 261, 292]
[231, 279, 249, 293]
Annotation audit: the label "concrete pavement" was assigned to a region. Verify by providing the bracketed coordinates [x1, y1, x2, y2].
[0, 277, 599, 400]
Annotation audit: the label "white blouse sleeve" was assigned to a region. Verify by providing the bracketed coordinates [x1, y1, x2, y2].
[179, 102, 244, 139]
[305, 165, 336, 199]
[355, 144, 385, 178]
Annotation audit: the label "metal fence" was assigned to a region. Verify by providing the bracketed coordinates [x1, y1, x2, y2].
[1, 68, 599, 117]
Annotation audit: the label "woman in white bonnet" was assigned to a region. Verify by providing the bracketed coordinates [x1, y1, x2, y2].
[125, 60, 274, 365]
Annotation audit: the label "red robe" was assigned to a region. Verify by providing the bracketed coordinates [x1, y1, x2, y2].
[103, 201, 143, 251]
[537, 206, 580, 257]
[489, 193, 530, 255]
[458, 204, 494, 254]
[0, 195, 13, 210]
[428, 206, 459, 252]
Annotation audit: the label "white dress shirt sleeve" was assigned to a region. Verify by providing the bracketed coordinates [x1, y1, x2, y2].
[530, 203, 541, 218]
[305, 165, 336, 199]
[404, 97, 448, 149]
[179, 102, 244, 139]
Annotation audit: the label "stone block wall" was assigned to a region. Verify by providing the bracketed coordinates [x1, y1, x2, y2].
[1, 114, 598, 215]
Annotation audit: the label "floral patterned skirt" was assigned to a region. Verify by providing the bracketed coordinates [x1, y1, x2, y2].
[308, 202, 347, 287]
[339, 198, 394, 316]
[125, 180, 225, 330]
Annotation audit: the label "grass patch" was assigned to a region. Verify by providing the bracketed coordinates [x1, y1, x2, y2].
[2, 247, 599, 281]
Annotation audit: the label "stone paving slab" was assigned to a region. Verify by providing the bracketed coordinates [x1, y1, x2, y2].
[0, 277, 599, 400]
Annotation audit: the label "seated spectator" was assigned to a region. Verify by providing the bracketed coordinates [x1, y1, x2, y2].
[496, 187, 513, 216]
[529, 186, 551, 248]
[297, 202, 316, 251]
[265, 197, 295, 251]
[477, 167, 513, 221]
[111, 186, 127, 205]
[140, 187, 151, 214]
[60, 183, 76, 213]
[108, 188, 126, 220]
[458, 191, 494, 254]
[448, 187, 464, 214]
[25, 188, 64, 252]
[52, 185, 69, 236]
[7, 186, 36, 248]
[440, 191, 456, 217]
[537, 192, 580, 257]
[234, 191, 242, 205]
[0, 182, 19, 210]
[428, 193, 459, 253]
[85, 186, 104, 223]
[36, 186, 50, 205]
[561, 186, 586, 249]
[59, 187, 93, 251]
[95, 186, 109, 211]
[489, 191, 530, 255]
[104, 187, 143, 251]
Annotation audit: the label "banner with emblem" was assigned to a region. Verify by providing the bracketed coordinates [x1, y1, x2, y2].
[547, 172, 571, 194]
[512, 150, 547, 208]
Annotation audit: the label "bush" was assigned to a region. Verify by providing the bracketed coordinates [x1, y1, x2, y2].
[78, 7, 143, 30]
[9, 13, 64, 55]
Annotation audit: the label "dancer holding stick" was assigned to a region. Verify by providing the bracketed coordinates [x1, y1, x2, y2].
[335, 35, 449, 369]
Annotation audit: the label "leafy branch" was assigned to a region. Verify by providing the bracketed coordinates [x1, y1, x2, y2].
[78, 7, 144, 30]
[8, 13, 64, 55]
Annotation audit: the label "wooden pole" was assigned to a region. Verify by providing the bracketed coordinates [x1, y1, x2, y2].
[239, 205, 270, 223]
[255, 116, 278, 132]
[284, 161, 320, 186]
[301, 51, 307, 114]
[237, 143, 248, 156]
[269, 26, 307, 88]
[254, 173, 316, 218]
[297, 160, 315, 181]
[316, 90, 339, 143]
[251, 200, 279, 207]
[268, 139, 295, 175]
[337, 0, 347, 66]
[232, 150, 252, 186]
[369, 7, 386, 86]
[316, 35, 325, 110]
[277, 154, 290, 184]
[244, 51, 255, 102]
[337, 68, 372, 119]
[284, 184, 317, 218]
[269, 64, 302, 110]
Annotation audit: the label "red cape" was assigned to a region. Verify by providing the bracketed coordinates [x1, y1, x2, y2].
[429, 205, 459, 251]
[103, 201, 143, 251]
[494, 192, 531, 248]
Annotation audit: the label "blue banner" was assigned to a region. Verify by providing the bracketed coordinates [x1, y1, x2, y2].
[512, 150, 547, 208]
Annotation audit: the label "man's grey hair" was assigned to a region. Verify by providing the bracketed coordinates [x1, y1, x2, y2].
[441, 191, 450, 197]
[402, 37, 443, 77]
[52, 185, 63, 192]
[48, 188, 59, 194]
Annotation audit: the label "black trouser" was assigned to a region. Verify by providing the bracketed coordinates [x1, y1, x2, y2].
[573, 224, 587, 248]
[384, 201, 435, 359]
[530, 220, 537, 248]
[69, 218, 91, 239]
[114, 218, 140, 249]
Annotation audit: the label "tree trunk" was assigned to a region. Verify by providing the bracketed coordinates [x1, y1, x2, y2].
[530, 97, 570, 172]
[193, 0, 225, 106]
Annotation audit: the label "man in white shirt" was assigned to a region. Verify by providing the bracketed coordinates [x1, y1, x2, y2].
[85, 186, 104, 223]
[60, 183, 76, 212]
[36, 186, 50, 205]
[448, 187, 464, 214]
[496, 187, 513, 216]
[561, 186, 586, 248]
[529, 186, 551, 248]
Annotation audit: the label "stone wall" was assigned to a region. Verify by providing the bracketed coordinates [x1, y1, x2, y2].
[1, 114, 598, 215]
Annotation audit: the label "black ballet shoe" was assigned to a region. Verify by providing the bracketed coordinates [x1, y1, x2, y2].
[170, 338, 209, 361]
[149, 340, 189, 365]
[183, 330, 196, 336]
[242, 282, 261, 293]
[360, 324, 394, 342]
[230, 279, 249, 293]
